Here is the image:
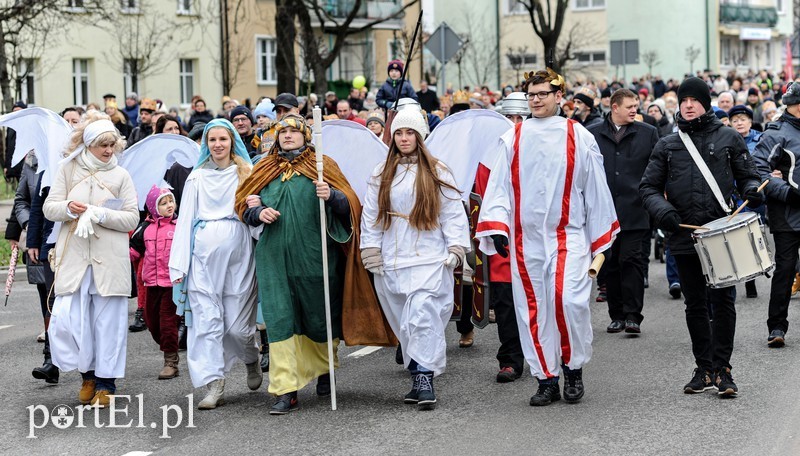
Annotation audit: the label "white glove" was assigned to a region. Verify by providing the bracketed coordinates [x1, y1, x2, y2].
[86, 205, 106, 224]
[444, 252, 460, 269]
[75, 211, 95, 239]
[361, 247, 384, 276]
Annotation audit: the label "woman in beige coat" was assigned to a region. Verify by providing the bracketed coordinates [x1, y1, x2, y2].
[44, 112, 139, 408]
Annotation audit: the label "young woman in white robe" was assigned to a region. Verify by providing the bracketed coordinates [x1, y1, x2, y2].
[43, 113, 140, 408]
[169, 119, 261, 410]
[360, 108, 470, 411]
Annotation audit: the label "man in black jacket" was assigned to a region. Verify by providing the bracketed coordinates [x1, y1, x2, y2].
[752, 81, 800, 348]
[640, 77, 763, 398]
[416, 81, 440, 113]
[589, 89, 658, 335]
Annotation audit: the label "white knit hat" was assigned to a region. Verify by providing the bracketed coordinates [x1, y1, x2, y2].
[390, 107, 429, 139]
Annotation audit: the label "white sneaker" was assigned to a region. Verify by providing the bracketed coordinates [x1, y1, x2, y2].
[197, 379, 225, 409]
[246, 362, 263, 390]
[37, 331, 45, 343]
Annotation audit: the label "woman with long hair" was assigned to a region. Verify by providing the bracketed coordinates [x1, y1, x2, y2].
[360, 108, 470, 411]
[168, 119, 261, 410]
[43, 112, 140, 407]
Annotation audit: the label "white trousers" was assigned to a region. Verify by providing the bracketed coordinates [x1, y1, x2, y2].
[48, 267, 128, 379]
[186, 219, 259, 388]
[375, 262, 454, 377]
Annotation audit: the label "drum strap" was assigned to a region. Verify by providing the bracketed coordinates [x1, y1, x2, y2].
[678, 131, 732, 214]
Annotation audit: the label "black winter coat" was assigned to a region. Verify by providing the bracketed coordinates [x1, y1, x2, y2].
[752, 113, 800, 232]
[639, 111, 761, 254]
[588, 118, 659, 231]
[26, 175, 54, 262]
[376, 78, 417, 109]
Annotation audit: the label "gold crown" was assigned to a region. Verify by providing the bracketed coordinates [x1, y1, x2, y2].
[523, 68, 566, 91]
[452, 90, 470, 104]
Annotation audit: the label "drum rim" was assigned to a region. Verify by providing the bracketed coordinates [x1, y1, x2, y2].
[692, 212, 760, 238]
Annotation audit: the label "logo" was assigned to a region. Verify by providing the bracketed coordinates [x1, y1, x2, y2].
[50, 405, 74, 429]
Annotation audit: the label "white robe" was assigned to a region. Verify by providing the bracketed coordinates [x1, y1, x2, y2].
[49, 267, 128, 379]
[476, 117, 619, 380]
[361, 161, 471, 376]
[169, 165, 259, 387]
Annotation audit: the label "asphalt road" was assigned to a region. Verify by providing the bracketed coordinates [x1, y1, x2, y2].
[0, 260, 798, 456]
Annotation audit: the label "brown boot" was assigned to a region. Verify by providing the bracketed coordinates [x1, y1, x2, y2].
[158, 352, 179, 380]
[79, 380, 96, 404]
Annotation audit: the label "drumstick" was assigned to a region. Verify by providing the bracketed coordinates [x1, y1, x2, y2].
[679, 224, 709, 231]
[727, 179, 770, 221]
[588, 253, 605, 279]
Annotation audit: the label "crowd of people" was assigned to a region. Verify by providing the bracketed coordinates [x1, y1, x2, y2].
[3, 60, 800, 415]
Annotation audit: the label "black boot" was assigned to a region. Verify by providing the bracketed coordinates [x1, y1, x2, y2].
[395, 344, 403, 365]
[32, 333, 59, 384]
[563, 367, 585, 404]
[178, 316, 187, 350]
[404, 372, 421, 404]
[316, 373, 331, 396]
[530, 377, 561, 406]
[415, 372, 436, 411]
[129, 308, 147, 332]
[745, 280, 758, 298]
[259, 329, 270, 373]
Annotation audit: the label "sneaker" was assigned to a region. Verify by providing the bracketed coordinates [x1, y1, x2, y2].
[529, 378, 561, 406]
[496, 367, 522, 383]
[245, 361, 263, 390]
[416, 373, 436, 411]
[269, 392, 299, 415]
[316, 373, 331, 396]
[669, 283, 682, 299]
[768, 329, 786, 348]
[404, 374, 421, 404]
[714, 368, 738, 397]
[563, 368, 584, 404]
[683, 368, 713, 394]
[37, 331, 45, 343]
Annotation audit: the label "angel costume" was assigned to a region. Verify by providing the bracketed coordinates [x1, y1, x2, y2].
[168, 121, 260, 389]
[476, 118, 619, 383]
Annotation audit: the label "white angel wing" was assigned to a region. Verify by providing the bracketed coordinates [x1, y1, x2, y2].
[424, 110, 514, 201]
[118, 134, 200, 209]
[319, 119, 388, 203]
[0, 107, 72, 191]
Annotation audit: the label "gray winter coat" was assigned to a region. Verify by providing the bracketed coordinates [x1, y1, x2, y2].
[13, 154, 38, 229]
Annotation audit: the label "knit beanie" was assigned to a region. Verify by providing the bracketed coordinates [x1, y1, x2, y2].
[390, 107, 428, 139]
[387, 59, 404, 75]
[573, 93, 594, 108]
[229, 105, 254, 123]
[677, 77, 711, 112]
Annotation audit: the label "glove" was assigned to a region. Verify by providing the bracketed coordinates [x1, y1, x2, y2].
[786, 188, 800, 208]
[361, 247, 383, 276]
[86, 205, 106, 224]
[659, 211, 682, 232]
[491, 234, 509, 258]
[743, 187, 765, 208]
[75, 211, 95, 239]
[444, 245, 465, 269]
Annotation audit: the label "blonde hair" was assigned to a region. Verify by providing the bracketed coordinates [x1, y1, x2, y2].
[205, 126, 252, 182]
[64, 111, 126, 157]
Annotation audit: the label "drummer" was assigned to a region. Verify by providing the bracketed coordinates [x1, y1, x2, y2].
[640, 77, 763, 398]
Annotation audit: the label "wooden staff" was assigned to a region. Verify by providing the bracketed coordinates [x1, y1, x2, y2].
[588, 253, 605, 278]
[312, 106, 337, 411]
[727, 179, 770, 221]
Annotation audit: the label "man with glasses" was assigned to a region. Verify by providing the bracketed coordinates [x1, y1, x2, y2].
[230, 105, 258, 157]
[476, 68, 619, 407]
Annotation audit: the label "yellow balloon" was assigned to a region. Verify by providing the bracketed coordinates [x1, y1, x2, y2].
[353, 75, 366, 89]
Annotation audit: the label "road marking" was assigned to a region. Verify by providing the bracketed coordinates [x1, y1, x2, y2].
[0, 325, 13, 330]
[120, 452, 152, 456]
[347, 346, 382, 358]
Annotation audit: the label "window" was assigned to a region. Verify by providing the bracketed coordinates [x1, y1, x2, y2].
[73, 59, 89, 106]
[17, 59, 35, 105]
[123, 59, 139, 96]
[573, 0, 604, 10]
[765, 41, 772, 67]
[776, 0, 785, 14]
[506, 0, 526, 15]
[177, 0, 193, 14]
[66, 0, 85, 12]
[574, 51, 606, 64]
[256, 37, 277, 84]
[179, 59, 194, 105]
[120, 0, 139, 13]
[388, 38, 405, 61]
[507, 53, 537, 68]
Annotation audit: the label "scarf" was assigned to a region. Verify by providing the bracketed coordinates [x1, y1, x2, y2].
[779, 111, 800, 131]
[78, 148, 118, 172]
[676, 109, 716, 134]
[235, 148, 397, 347]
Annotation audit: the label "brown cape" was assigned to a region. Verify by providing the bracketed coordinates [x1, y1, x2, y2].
[235, 149, 398, 347]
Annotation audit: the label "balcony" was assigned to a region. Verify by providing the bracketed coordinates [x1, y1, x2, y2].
[324, 0, 403, 20]
[720, 4, 778, 27]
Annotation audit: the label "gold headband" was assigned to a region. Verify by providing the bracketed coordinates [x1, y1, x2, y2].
[523, 67, 566, 91]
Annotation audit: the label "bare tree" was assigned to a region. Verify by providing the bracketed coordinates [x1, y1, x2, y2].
[506, 46, 530, 87]
[686, 45, 701, 74]
[641, 50, 661, 75]
[460, 7, 499, 89]
[517, 0, 569, 71]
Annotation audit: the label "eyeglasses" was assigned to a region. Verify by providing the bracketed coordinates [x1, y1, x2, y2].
[232, 117, 250, 124]
[525, 90, 558, 100]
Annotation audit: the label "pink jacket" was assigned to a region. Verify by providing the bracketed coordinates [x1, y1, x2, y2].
[130, 186, 176, 288]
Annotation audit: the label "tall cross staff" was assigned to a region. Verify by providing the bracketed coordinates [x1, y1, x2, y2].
[312, 106, 337, 410]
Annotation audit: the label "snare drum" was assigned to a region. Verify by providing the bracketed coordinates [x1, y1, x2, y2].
[692, 212, 774, 288]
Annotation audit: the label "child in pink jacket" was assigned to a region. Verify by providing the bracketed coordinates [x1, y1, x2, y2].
[130, 186, 179, 379]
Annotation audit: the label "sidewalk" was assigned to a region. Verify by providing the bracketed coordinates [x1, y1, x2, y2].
[0, 198, 12, 233]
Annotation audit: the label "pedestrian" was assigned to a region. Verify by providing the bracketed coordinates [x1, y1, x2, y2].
[235, 114, 361, 415]
[588, 89, 659, 335]
[476, 68, 619, 407]
[127, 98, 158, 148]
[187, 97, 214, 130]
[123, 92, 140, 128]
[105, 100, 132, 140]
[647, 100, 674, 137]
[416, 81, 440, 113]
[571, 90, 603, 128]
[752, 82, 800, 348]
[361, 107, 470, 410]
[376, 59, 417, 110]
[366, 112, 385, 137]
[640, 77, 763, 397]
[229, 106, 258, 157]
[336, 100, 367, 126]
[168, 119, 261, 410]
[130, 186, 181, 379]
[43, 112, 140, 407]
